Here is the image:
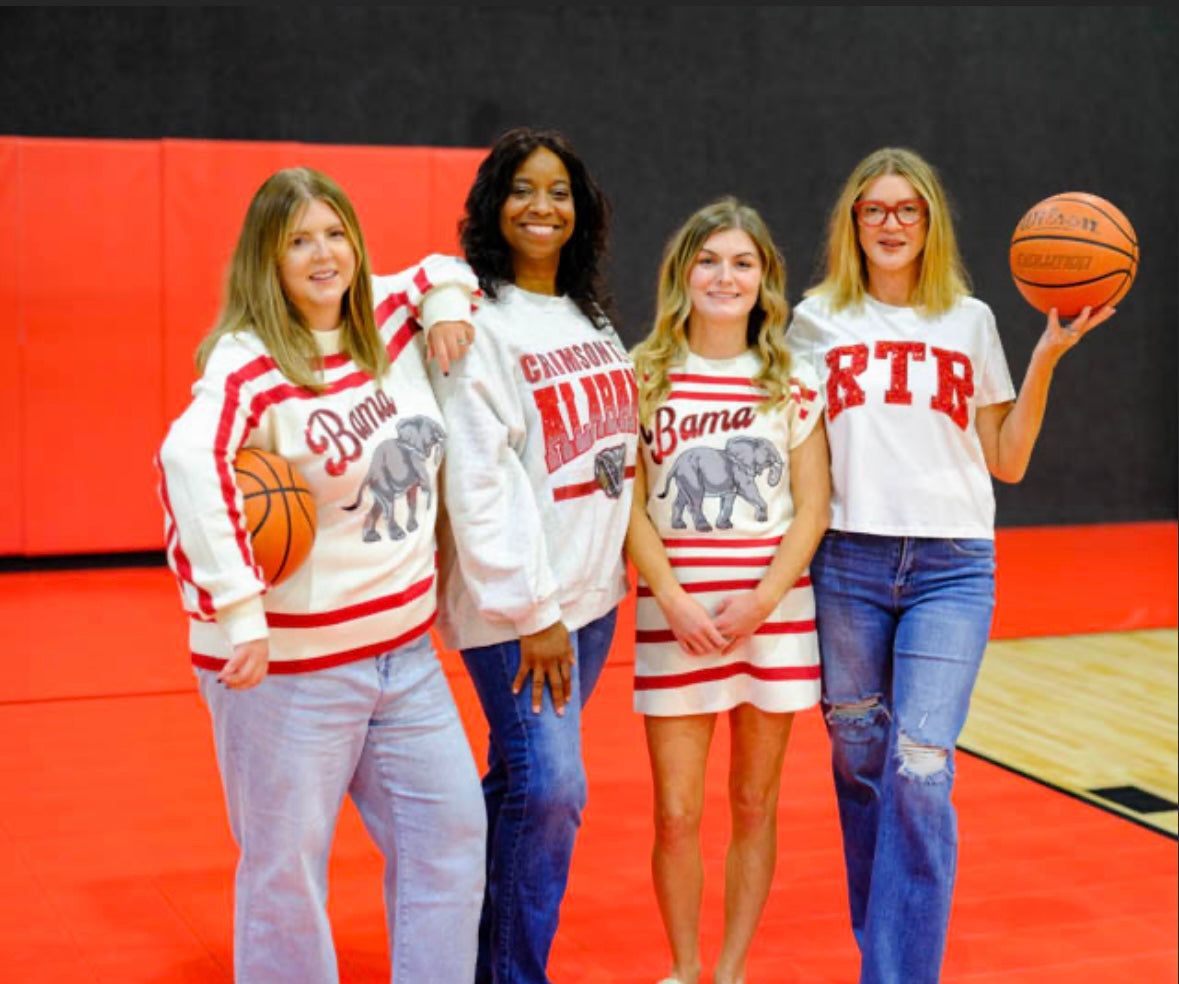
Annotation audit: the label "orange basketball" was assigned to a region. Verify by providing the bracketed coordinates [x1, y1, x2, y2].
[233, 449, 317, 586]
[1009, 192, 1138, 317]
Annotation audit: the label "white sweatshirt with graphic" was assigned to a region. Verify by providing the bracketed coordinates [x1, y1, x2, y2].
[428, 281, 638, 651]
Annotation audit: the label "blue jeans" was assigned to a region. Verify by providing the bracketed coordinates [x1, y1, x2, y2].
[197, 633, 486, 984]
[461, 607, 618, 984]
[810, 532, 995, 984]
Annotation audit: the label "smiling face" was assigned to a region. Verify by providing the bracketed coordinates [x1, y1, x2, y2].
[498, 147, 575, 290]
[856, 173, 928, 284]
[686, 227, 763, 332]
[277, 197, 357, 332]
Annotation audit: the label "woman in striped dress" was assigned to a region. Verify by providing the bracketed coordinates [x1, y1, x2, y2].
[626, 197, 830, 984]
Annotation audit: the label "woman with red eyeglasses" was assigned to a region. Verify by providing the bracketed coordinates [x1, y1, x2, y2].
[787, 147, 1113, 984]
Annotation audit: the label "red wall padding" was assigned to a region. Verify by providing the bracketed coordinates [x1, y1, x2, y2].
[2, 136, 1174, 640]
[1, 135, 483, 555]
[0, 141, 20, 553]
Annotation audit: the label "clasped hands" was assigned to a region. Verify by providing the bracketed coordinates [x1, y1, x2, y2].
[662, 586, 775, 658]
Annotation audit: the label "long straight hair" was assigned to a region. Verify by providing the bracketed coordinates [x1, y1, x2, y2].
[196, 167, 383, 390]
[632, 197, 793, 429]
[807, 147, 971, 315]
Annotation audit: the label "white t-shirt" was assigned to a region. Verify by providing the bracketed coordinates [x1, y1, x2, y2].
[787, 293, 1015, 539]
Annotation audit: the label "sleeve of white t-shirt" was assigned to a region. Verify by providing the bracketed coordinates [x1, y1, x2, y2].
[975, 303, 1017, 407]
[785, 301, 826, 381]
[786, 359, 825, 449]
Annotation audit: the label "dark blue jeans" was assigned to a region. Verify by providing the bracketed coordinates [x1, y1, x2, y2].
[810, 532, 995, 984]
[461, 607, 618, 984]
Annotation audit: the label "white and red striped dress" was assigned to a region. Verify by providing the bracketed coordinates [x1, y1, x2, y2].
[634, 350, 824, 716]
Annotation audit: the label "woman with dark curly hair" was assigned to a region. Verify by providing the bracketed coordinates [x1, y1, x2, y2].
[427, 127, 638, 984]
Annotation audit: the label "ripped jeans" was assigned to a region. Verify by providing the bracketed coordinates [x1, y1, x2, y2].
[810, 531, 995, 984]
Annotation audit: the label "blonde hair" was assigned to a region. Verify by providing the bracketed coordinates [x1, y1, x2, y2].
[632, 197, 793, 429]
[806, 147, 971, 315]
[196, 167, 384, 391]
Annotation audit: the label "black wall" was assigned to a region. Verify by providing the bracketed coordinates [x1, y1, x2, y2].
[3, 6, 1176, 527]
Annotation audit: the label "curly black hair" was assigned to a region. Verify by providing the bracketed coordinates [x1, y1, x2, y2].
[460, 127, 616, 329]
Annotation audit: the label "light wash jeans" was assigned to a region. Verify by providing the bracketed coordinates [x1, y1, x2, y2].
[810, 531, 996, 984]
[197, 632, 486, 984]
[461, 607, 618, 984]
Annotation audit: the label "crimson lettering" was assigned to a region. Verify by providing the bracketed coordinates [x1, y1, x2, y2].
[518, 339, 628, 386]
[535, 366, 638, 473]
[823, 341, 975, 431]
[642, 404, 756, 464]
[874, 340, 925, 406]
[929, 347, 973, 430]
[826, 345, 869, 420]
[305, 391, 397, 476]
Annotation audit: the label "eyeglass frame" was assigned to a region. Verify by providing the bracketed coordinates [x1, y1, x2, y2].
[852, 198, 928, 227]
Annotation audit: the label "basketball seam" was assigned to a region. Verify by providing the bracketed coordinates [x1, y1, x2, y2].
[1010, 233, 1138, 264]
[1011, 270, 1135, 290]
[1041, 195, 1138, 246]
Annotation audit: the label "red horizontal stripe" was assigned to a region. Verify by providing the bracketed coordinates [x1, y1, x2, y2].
[265, 574, 433, 628]
[191, 616, 435, 675]
[635, 659, 820, 691]
[663, 536, 782, 549]
[670, 555, 776, 568]
[668, 373, 758, 386]
[636, 575, 810, 596]
[636, 618, 814, 644]
[667, 390, 763, 403]
[552, 465, 636, 501]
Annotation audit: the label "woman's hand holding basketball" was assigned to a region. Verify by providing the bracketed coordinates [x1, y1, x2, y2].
[219, 638, 270, 690]
[1040, 304, 1115, 362]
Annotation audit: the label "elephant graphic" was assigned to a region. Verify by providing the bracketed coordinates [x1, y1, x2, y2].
[342, 415, 446, 542]
[593, 443, 627, 498]
[656, 435, 783, 531]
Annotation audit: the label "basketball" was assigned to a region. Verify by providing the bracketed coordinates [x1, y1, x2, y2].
[1009, 192, 1138, 317]
[233, 449, 317, 586]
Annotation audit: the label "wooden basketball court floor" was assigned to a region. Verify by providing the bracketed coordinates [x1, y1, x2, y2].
[1, 522, 1175, 983]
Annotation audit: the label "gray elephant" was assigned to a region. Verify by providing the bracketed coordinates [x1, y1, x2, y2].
[342, 415, 446, 541]
[656, 435, 783, 531]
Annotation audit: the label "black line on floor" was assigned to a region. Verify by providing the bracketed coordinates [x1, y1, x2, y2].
[956, 743, 1178, 841]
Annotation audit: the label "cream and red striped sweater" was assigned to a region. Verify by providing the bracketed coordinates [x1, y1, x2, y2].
[157, 256, 476, 672]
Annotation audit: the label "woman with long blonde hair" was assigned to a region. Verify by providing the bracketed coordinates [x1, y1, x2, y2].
[788, 147, 1113, 983]
[628, 197, 830, 984]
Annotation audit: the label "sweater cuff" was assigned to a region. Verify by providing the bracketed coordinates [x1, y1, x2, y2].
[514, 599, 564, 638]
[420, 284, 474, 330]
[216, 595, 269, 646]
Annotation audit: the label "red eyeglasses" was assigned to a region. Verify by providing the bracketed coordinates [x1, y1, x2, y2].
[852, 199, 928, 227]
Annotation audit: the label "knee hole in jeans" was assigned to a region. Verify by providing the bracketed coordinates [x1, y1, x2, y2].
[896, 730, 949, 780]
[826, 695, 885, 727]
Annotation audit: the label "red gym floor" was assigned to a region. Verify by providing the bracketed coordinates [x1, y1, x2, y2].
[1, 522, 1176, 983]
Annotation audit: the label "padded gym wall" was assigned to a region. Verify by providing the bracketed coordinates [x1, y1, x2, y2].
[0, 7, 1175, 557]
[0, 137, 482, 555]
